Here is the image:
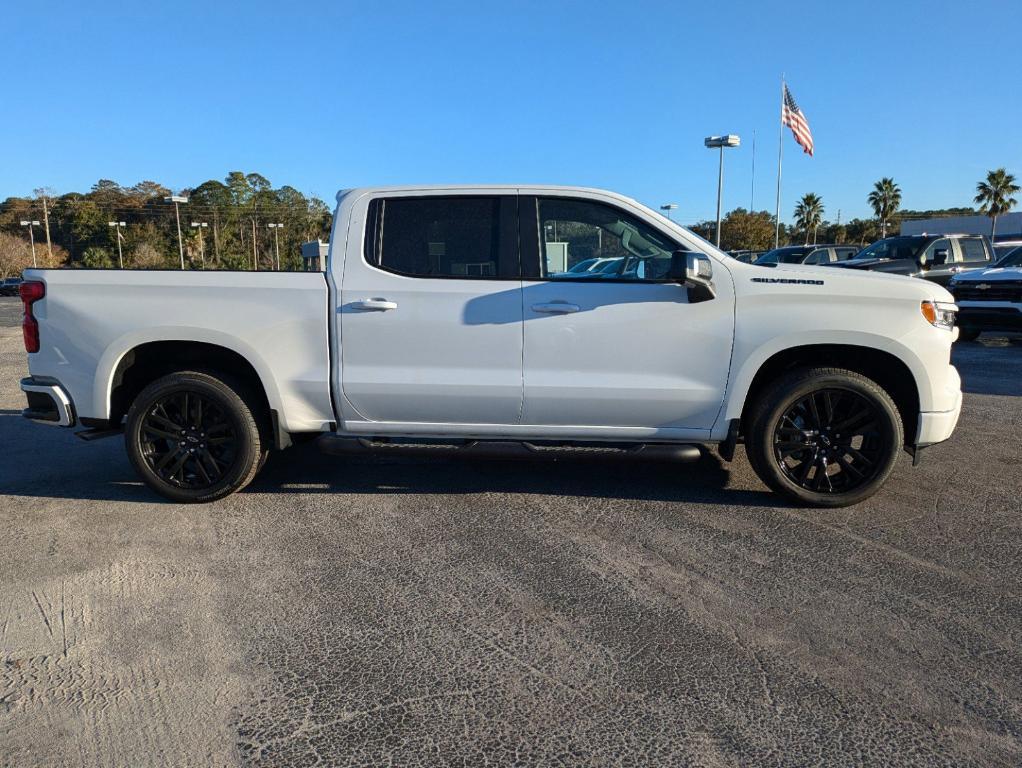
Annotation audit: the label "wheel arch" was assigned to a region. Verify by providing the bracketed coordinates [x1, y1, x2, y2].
[724, 341, 925, 446]
[96, 331, 284, 443]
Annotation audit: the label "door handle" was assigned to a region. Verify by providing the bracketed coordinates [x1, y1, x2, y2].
[531, 302, 580, 314]
[351, 299, 398, 311]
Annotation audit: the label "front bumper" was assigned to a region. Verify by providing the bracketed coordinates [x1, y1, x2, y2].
[21, 376, 76, 427]
[956, 304, 1022, 332]
[915, 364, 962, 447]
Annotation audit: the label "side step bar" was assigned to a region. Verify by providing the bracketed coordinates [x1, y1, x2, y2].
[317, 436, 702, 463]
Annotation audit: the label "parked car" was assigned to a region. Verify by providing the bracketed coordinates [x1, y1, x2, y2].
[825, 234, 995, 287]
[993, 240, 1022, 261]
[948, 244, 1022, 340]
[18, 185, 961, 508]
[754, 245, 858, 266]
[0, 277, 23, 296]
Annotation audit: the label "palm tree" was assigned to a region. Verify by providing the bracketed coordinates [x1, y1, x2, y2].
[794, 193, 824, 245]
[868, 178, 901, 238]
[974, 168, 1019, 241]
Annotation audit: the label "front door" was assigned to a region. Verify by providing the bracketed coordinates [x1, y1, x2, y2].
[338, 193, 524, 425]
[519, 195, 734, 433]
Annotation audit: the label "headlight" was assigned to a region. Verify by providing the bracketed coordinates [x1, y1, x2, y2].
[920, 300, 957, 330]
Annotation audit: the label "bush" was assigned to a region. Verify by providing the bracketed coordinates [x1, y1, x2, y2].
[131, 242, 168, 269]
[80, 247, 114, 269]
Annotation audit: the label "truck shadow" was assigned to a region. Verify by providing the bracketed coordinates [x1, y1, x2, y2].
[245, 442, 778, 508]
[0, 412, 774, 507]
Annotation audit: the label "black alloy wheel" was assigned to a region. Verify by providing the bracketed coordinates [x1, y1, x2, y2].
[125, 371, 265, 503]
[773, 388, 885, 494]
[139, 390, 237, 490]
[745, 367, 903, 508]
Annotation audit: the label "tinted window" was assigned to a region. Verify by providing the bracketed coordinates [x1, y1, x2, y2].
[835, 247, 857, 261]
[959, 238, 989, 263]
[924, 238, 951, 265]
[804, 249, 831, 265]
[996, 246, 1022, 267]
[537, 198, 679, 281]
[366, 196, 517, 279]
[853, 237, 927, 261]
[755, 247, 810, 265]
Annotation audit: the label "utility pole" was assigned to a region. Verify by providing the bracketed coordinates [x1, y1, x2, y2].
[267, 223, 283, 270]
[34, 189, 54, 262]
[20, 220, 40, 268]
[165, 195, 189, 269]
[190, 222, 208, 268]
[108, 221, 126, 268]
[251, 218, 258, 270]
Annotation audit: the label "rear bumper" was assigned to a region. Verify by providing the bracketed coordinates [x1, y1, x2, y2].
[21, 376, 76, 427]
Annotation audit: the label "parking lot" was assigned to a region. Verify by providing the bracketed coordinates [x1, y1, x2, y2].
[0, 295, 1020, 767]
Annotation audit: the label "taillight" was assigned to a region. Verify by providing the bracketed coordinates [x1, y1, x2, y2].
[20, 280, 45, 353]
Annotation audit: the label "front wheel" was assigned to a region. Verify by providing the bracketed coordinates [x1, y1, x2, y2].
[745, 367, 903, 507]
[125, 371, 265, 503]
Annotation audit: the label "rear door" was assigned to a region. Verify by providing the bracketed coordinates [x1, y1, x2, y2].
[518, 194, 734, 434]
[337, 192, 524, 426]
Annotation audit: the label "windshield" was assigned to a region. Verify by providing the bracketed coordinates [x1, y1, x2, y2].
[995, 245, 1022, 268]
[852, 237, 927, 261]
[755, 247, 808, 265]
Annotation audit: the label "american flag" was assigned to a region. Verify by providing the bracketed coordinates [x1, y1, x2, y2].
[782, 84, 814, 157]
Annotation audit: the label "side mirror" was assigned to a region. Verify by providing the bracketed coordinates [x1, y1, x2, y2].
[669, 250, 715, 302]
[932, 248, 948, 266]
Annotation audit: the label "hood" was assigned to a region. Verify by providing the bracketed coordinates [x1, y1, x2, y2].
[742, 261, 954, 302]
[952, 265, 1022, 283]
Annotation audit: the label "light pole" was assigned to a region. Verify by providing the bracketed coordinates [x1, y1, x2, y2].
[164, 195, 189, 269]
[19, 220, 40, 267]
[190, 222, 208, 268]
[660, 203, 679, 220]
[107, 221, 126, 268]
[267, 223, 284, 270]
[704, 134, 741, 248]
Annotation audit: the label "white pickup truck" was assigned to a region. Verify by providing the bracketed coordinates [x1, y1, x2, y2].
[19, 185, 963, 507]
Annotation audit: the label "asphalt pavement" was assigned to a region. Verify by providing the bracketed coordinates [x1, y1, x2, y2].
[1, 295, 1020, 767]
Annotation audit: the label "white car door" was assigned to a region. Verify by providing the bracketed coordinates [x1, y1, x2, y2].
[519, 194, 734, 435]
[337, 191, 524, 426]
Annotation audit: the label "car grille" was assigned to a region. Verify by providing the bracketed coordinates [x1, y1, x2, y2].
[952, 281, 1022, 302]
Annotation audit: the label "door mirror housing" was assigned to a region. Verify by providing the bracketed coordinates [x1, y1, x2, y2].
[931, 248, 949, 266]
[669, 250, 715, 302]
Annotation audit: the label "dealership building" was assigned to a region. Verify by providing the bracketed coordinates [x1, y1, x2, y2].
[900, 212, 1022, 242]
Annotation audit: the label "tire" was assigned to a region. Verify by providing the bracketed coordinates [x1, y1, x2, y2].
[125, 370, 265, 503]
[745, 367, 903, 508]
[956, 327, 980, 342]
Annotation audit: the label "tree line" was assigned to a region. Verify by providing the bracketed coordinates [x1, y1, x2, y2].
[0, 172, 332, 278]
[693, 168, 1019, 253]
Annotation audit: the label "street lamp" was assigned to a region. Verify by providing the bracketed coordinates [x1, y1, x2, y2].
[108, 221, 127, 268]
[20, 220, 40, 268]
[164, 195, 189, 269]
[190, 222, 208, 269]
[267, 223, 284, 270]
[704, 134, 741, 248]
[660, 203, 679, 220]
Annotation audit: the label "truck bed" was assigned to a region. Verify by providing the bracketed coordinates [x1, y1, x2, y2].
[23, 269, 335, 433]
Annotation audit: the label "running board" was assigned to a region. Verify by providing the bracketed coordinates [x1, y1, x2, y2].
[317, 436, 702, 463]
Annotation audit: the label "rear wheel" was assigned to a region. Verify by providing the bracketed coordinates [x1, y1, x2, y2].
[125, 371, 264, 503]
[746, 367, 903, 507]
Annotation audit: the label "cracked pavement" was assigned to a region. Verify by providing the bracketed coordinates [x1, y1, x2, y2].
[1, 296, 1020, 766]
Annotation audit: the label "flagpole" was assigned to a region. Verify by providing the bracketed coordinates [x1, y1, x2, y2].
[774, 75, 785, 248]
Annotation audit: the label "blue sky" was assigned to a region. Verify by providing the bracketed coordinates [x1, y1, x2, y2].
[3, 0, 1019, 224]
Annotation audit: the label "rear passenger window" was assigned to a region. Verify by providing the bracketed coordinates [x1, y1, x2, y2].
[835, 248, 857, 261]
[365, 196, 518, 279]
[804, 249, 830, 264]
[959, 239, 989, 263]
